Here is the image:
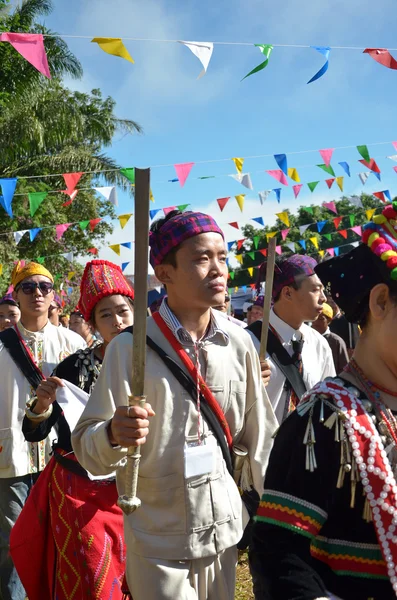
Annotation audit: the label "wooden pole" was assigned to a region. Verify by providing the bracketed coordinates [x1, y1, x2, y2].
[259, 237, 277, 361]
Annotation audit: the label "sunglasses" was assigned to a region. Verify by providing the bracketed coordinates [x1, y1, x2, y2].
[18, 282, 54, 296]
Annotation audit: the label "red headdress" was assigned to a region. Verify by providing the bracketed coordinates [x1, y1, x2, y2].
[78, 260, 134, 321]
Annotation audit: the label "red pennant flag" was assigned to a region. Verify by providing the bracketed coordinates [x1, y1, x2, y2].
[339, 229, 348, 239]
[63, 172, 83, 191]
[217, 197, 230, 211]
[237, 239, 245, 251]
[359, 158, 381, 173]
[373, 191, 386, 202]
[259, 249, 267, 257]
[325, 178, 335, 189]
[333, 217, 343, 229]
[229, 222, 239, 230]
[250, 283, 256, 289]
[89, 218, 102, 231]
[364, 48, 397, 70]
[88, 247, 98, 255]
[62, 189, 79, 206]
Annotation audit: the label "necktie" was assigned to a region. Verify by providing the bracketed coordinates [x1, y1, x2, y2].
[288, 336, 304, 414]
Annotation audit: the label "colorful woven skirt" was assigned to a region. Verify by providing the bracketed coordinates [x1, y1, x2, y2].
[10, 454, 129, 600]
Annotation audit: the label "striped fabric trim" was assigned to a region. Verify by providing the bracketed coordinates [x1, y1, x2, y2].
[255, 490, 327, 539]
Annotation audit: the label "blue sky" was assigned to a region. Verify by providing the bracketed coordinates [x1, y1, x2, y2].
[40, 0, 397, 272]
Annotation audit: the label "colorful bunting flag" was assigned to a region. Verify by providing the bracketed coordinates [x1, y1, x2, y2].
[285, 242, 296, 253]
[323, 201, 338, 214]
[336, 176, 344, 192]
[89, 218, 102, 231]
[120, 168, 135, 184]
[373, 191, 386, 203]
[150, 209, 161, 220]
[63, 172, 83, 193]
[299, 224, 311, 235]
[121, 242, 132, 249]
[91, 37, 134, 63]
[350, 196, 363, 209]
[248, 267, 254, 277]
[0, 33, 51, 78]
[179, 41, 213, 78]
[302, 206, 313, 215]
[14, 230, 27, 245]
[357, 145, 371, 162]
[259, 249, 267, 257]
[318, 250, 325, 258]
[119, 213, 133, 229]
[334, 247, 340, 257]
[163, 206, 177, 216]
[319, 148, 334, 167]
[366, 208, 376, 220]
[229, 222, 240, 230]
[363, 48, 397, 70]
[88, 248, 98, 255]
[253, 236, 260, 249]
[307, 46, 331, 84]
[349, 215, 355, 227]
[67, 271, 75, 281]
[338, 162, 350, 177]
[0, 178, 17, 218]
[235, 195, 245, 212]
[339, 229, 348, 239]
[266, 170, 288, 186]
[62, 189, 78, 207]
[274, 154, 288, 175]
[235, 254, 244, 264]
[276, 211, 290, 227]
[174, 162, 194, 187]
[359, 158, 381, 173]
[288, 168, 300, 182]
[281, 228, 290, 240]
[307, 181, 319, 192]
[333, 217, 343, 229]
[317, 220, 327, 232]
[299, 240, 307, 250]
[266, 232, 277, 242]
[358, 171, 370, 185]
[309, 237, 319, 249]
[252, 217, 264, 226]
[79, 220, 90, 230]
[247, 252, 255, 260]
[109, 244, 121, 256]
[293, 184, 303, 198]
[323, 233, 332, 242]
[317, 164, 336, 177]
[325, 178, 335, 189]
[275, 246, 282, 255]
[384, 190, 392, 202]
[217, 197, 230, 211]
[237, 239, 246, 251]
[327, 248, 335, 257]
[177, 204, 190, 211]
[351, 226, 362, 237]
[121, 262, 130, 272]
[388, 155, 397, 162]
[242, 44, 273, 80]
[258, 191, 270, 205]
[56, 223, 71, 241]
[232, 158, 244, 174]
[94, 186, 118, 205]
[29, 228, 41, 242]
[273, 188, 281, 203]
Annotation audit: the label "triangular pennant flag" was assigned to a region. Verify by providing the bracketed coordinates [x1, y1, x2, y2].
[253, 236, 259, 250]
[281, 228, 290, 240]
[28, 191, 48, 218]
[302, 206, 313, 215]
[177, 204, 190, 211]
[29, 228, 41, 242]
[79, 220, 90, 230]
[0, 178, 17, 218]
[109, 244, 121, 256]
[338, 162, 350, 177]
[373, 191, 386, 203]
[242, 44, 273, 80]
[150, 209, 161, 220]
[266, 169, 289, 186]
[276, 211, 290, 227]
[319, 250, 325, 258]
[366, 208, 376, 220]
[232, 158, 244, 173]
[91, 37, 134, 63]
[327, 248, 335, 257]
[237, 239, 246, 251]
[336, 176, 344, 192]
[118, 213, 133, 229]
[350, 195, 363, 209]
[287, 168, 300, 182]
[394, 166, 397, 175]
[235, 195, 245, 212]
[299, 224, 311, 235]
[94, 186, 118, 205]
[333, 217, 343, 229]
[120, 168, 135, 184]
[334, 247, 340, 257]
[319, 148, 334, 167]
[61, 252, 74, 262]
[258, 190, 270, 204]
[307, 181, 319, 192]
[323, 233, 332, 242]
[14, 230, 28, 245]
[252, 217, 264, 226]
[357, 145, 371, 162]
[61, 189, 79, 206]
[235, 254, 244, 264]
[121, 242, 132, 249]
[392, 142, 397, 151]
[266, 232, 277, 242]
[36, 257, 45, 264]
[227, 241, 235, 251]
[351, 226, 362, 237]
[325, 178, 335, 189]
[309, 237, 319, 249]
[317, 220, 327, 232]
[56, 223, 71, 241]
[247, 252, 256, 261]
[299, 240, 307, 250]
[293, 184, 303, 198]
[150, 189, 155, 203]
[373, 171, 381, 181]
[0, 33, 51, 78]
[274, 154, 288, 175]
[388, 155, 397, 162]
[363, 48, 397, 70]
[229, 272, 235, 280]
[273, 188, 281, 203]
[323, 201, 338, 214]
[259, 249, 268, 257]
[317, 164, 336, 176]
[179, 41, 213, 78]
[275, 246, 282, 255]
[359, 158, 381, 173]
[230, 173, 253, 190]
[229, 222, 240, 230]
[174, 162, 194, 187]
[339, 229, 348, 239]
[89, 218, 102, 231]
[87, 248, 98, 255]
[63, 172, 83, 192]
[121, 262, 130, 272]
[307, 46, 331, 84]
[384, 190, 392, 202]
[67, 271, 75, 281]
[349, 215, 355, 227]
[358, 171, 370, 185]
[285, 242, 296, 252]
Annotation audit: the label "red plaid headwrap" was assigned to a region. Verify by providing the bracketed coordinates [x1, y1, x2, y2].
[272, 255, 317, 299]
[78, 260, 134, 321]
[149, 211, 224, 267]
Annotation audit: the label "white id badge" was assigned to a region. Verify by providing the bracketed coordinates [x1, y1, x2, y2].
[184, 443, 215, 479]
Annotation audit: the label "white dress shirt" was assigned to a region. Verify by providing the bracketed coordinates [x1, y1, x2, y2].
[248, 308, 335, 424]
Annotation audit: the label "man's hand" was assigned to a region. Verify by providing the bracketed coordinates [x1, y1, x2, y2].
[108, 403, 155, 447]
[34, 376, 65, 413]
[260, 359, 271, 387]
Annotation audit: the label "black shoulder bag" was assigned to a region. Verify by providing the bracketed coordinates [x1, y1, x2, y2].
[0, 327, 44, 388]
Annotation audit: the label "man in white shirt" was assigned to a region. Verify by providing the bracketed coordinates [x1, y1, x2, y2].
[0, 262, 84, 600]
[247, 254, 335, 424]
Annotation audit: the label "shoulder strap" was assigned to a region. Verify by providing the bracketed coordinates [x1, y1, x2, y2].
[0, 328, 44, 389]
[247, 321, 307, 400]
[124, 326, 233, 477]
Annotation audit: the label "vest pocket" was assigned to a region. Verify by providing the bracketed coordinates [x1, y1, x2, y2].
[0, 428, 13, 469]
[135, 472, 187, 535]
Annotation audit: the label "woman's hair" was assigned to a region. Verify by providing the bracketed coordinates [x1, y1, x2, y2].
[91, 295, 134, 328]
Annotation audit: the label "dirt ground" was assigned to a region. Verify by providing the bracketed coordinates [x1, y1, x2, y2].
[235, 551, 254, 599]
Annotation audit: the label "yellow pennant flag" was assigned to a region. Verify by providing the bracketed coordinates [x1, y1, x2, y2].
[276, 211, 290, 227]
[118, 213, 133, 229]
[248, 267, 254, 277]
[366, 208, 376, 220]
[235, 286, 239, 292]
[336, 176, 344, 192]
[91, 38, 134, 63]
[318, 250, 325, 258]
[266, 231, 277, 242]
[0, 264, 3, 276]
[287, 168, 300, 182]
[232, 158, 244, 174]
[67, 271, 75, 281]
[150, 189, 155, 202]
[235, 195, 245, 212]
[309, 237, 319, 249]
[109, 244, 121, 256]
[235, 254, 244, 264]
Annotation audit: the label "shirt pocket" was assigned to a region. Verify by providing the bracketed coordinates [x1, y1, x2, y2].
[226, 380, 247, 436]
[0, 428, 13, 470]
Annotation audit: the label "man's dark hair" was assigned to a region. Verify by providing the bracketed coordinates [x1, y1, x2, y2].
[150, 209, 183, 267]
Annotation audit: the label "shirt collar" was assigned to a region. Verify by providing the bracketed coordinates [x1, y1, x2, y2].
[270, 308, 303, 344]
[159, 298, 229, 346]
[16, 320, 50, 340]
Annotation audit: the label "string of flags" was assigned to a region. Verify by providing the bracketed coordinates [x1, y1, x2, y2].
[4, 32, 397, 84]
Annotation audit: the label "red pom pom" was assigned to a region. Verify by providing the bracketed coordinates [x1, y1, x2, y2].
[362, 229, 372, 244]
[384, 205, 397, 220]
[387, 256, 397, 269]
[371, 236, 386, 251]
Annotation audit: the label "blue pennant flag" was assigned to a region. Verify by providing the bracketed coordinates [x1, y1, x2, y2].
[384, 190, 392, 202]
[334, 247, 340, 256]
[29, 228, 41, 242]
[121, 262, 130, 272]
[227, 241, 235, 251]
[299, 239, 306, 250]
[252, 217, 264, 226]
[307, 46, 331, 84]
[274, 154, 288, 175]
[0, 177, 17, 218]
[338, 162, 350, 177]
[168, 178, 179, 183]
[242, 286, 247, 293]
[317, 220, 327, 233]
[373, 172, 381, 181]
[273, 188, 281, 203]
[150, 209, 161, 220]
[121, 242, 132, 249]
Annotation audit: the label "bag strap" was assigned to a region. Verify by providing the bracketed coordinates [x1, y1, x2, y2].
[124, 325, 234, 477]
[0, 327, 44, 389]
[248, 321, 307, 400]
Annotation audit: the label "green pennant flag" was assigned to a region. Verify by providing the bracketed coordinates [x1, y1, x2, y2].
[323, 233, 332, 242]
[79, 220, 90, 230]
[54, 274, 62, 283]
[177, 204, 190, 211]
[253, 236, 259, 249]
[242, 44, 273, 81]
[120, 168, 135, 184]
[198, 176, 215, 180]
[36, 257, 45, 264]
[357, 145, 370, 162]
[229, 271, 235, 280]
[247, 251, 255, 260]
[28, 192, 48, 217]
[228, 287, 233, 295]
[349, 214, 355, 227]
[302, 206, 314, 215]
[307, 181, 319, 193]
[317, 164, 336, 177]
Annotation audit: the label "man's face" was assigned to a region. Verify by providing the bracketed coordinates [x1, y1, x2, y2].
[156, 233, 228, 310]
[286, 274, 327, 322]
[69, 313, 92, 339]
[13, 275, 54, 319]
[250, 305, 264, 323]
[311, 312, 330, 335]
[48, 301, 62, 325]
[0, 303, 20, 331]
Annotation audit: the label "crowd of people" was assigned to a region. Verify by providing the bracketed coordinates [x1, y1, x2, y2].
[0, 204, 397, 600]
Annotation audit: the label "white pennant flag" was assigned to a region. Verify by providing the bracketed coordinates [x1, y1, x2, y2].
[351, 241, 360, 248]
[14, 230, 28, 245]
[230, 173, 253, 190]
[350, 195, 363, 208]
[94, 186, 118, 206]
[358, 172, 370, 185]
[179, 40, 214, 78]
[285, 242, 296, 252]
[61, 252, 74, 262]
[387, 155, 397, 162]
[299, 224, 311, 235]
[258, 190, 270, 205]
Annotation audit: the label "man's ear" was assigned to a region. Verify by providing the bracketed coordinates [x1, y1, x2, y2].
[154, 264, 175, 286]
[12, 290, 18, 303]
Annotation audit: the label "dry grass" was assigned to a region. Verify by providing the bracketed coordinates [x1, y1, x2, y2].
[235, 551, 254, 599]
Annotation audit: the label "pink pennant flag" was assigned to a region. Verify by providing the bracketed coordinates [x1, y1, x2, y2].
[56, 223, 72, 241]
[0, 33, 51, 78]
[266, 170, 289, 186]
[325, 178, 335, 189]
[351, 225, 362, 237]
[163, 206, 177, 216]
[281, 228, 290, 240]
[319, 148, 334, 167]
[393, 166, 397, 174]
[323, 201, 338, 214]
[327, 248, 335, 257]
[292, 184, 303, 198]
[275, 245, 282, 255]
[6, 285, 14, 294]
[174, 163, 194, 187]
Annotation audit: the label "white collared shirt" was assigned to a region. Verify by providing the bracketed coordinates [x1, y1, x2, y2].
[248, 308, 335, 423]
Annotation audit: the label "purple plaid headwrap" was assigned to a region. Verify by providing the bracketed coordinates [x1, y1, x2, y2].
[0, 292, 17, 307]
[149, 211, 224, 267]
[273, 254, 317, 299]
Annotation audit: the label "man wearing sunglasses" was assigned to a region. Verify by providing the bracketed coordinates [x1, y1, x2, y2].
[0, 262, 84, 600]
